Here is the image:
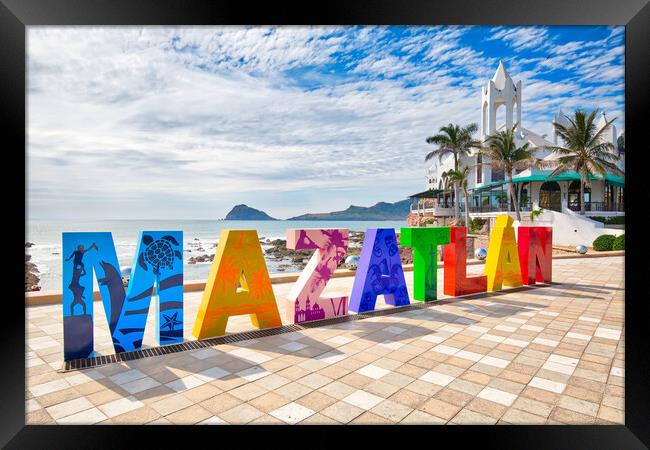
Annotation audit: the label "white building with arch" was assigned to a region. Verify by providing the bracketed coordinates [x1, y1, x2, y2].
[409, 61, 625, 245]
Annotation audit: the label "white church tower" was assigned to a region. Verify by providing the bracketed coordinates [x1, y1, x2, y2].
[597, 111, 617, 146]
[552, 109, 571, 145]
[481, 61, 522, 140]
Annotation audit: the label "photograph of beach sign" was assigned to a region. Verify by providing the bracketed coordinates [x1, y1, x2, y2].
[62, 214, 552, 361]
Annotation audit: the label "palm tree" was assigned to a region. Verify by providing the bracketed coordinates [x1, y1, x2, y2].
[444, 166, 472, 229]
[546, 110, 623, 215]
[481, 124, 546, 222]
[425, 123, 481, 219]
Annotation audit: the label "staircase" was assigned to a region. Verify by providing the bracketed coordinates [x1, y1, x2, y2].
[534, 208, 624, 247]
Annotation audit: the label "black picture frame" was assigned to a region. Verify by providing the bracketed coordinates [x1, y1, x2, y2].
[3, 0, 648, 447]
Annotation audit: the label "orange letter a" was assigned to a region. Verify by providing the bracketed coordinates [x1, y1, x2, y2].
[192, 230, 282, 339]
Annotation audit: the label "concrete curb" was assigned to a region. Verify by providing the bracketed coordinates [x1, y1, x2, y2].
[25, 251, 624, 307]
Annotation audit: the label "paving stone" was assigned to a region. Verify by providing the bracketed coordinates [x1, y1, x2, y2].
[371, 399, 413, 422]
[46, 397, 94, 420]
[321, 401, 364, 423]
[219, 403, 264, 424]
[400, 409, 446, 424]
[199, 392, 243, 415]
[419, 398, 461, 420]
[98, 396, 144, 418]
[166, 404, 213, 424]
[150, 394, 194, 416]
[452, 408, 497, 424]
[111, 406, 161, 424]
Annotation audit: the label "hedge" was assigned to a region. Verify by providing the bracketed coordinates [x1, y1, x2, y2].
[613, 234, 625, 251]
[592, 234, 616, 251]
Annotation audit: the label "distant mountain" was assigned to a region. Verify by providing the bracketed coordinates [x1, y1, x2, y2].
[224, 204, 277, 220]
[288, 200, 411, 221]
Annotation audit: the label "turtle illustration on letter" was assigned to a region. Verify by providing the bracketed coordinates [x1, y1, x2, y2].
[138, 234, 182, 276]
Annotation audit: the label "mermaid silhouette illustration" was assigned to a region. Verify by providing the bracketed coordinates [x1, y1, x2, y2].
[65, 243, 98, 276]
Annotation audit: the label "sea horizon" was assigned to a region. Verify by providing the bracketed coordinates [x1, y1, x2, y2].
[26, 218, 407, 291]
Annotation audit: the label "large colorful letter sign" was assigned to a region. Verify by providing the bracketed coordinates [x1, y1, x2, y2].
[400, 227, 449, 302]
[518, 226, 552, 285]
[286, 229, 349, 324]
[443, 227, 487, 296]
[484, 215, 523, 291]
[349, 228, 409, 313]
[192, 230, 282, 339]
[62, 231, 184, 360]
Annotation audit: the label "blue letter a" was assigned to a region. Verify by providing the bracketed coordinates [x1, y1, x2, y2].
[348, 228, 409, 313]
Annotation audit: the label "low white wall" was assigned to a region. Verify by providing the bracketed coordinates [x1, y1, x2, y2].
[535, 209, 623, 246]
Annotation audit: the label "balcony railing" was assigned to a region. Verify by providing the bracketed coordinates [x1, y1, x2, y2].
[410, 202, 456, 213]
[568, 202, 625, 212]
[468, 202, 532, 213]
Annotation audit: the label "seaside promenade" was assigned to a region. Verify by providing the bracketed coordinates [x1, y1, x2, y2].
[26, 256, 624, 425]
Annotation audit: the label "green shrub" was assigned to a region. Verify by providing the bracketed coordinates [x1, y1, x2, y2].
[469, 217, 487, 233]
[612, 234, 625, 250]
[530, 208, 544, 222]
[593, 234, 616, 251]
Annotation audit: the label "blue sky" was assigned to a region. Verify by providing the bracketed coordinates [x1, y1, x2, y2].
[27, 26, 624, 220]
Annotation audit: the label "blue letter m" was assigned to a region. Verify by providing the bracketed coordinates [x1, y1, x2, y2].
[62, 231, 183, 361]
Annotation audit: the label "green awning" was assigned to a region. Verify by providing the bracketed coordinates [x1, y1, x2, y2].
[471, 171, 625, 191]
[604, 174, 625, 188]
[407, 189, 442, 199]
[472, 181, 507, 192]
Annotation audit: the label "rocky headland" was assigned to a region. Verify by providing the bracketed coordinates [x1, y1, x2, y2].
[224, 204, 277, 220]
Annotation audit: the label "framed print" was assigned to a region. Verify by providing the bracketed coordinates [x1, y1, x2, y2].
[4, 0, 649, 446]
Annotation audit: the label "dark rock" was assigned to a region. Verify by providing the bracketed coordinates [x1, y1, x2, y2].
[25, 255, 41, 292]
[25, 242, 35, 248]
[224, 204, 277, 220]
[188, 254, 215, 264]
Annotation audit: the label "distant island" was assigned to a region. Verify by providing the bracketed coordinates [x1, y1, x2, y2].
[288, 200, 410, 221]
[224, 204, 277, 220]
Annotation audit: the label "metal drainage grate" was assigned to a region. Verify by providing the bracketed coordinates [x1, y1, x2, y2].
[61, 283, 552, 372]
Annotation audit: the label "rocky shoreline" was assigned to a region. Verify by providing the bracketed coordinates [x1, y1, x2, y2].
[25, 252, 41, 292]
[185, 231, 414, 272]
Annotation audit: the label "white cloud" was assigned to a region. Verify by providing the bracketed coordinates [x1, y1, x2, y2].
[489, 26, 552, 51]
[27, 26, 624, 219]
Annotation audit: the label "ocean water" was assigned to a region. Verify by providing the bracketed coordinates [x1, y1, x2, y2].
[26, 219, 407, 291]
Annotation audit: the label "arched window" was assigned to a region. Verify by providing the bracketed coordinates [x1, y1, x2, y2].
[568, 180, 591, 211]
[476, 154, 483, 184]
[539, 181, 562, 212]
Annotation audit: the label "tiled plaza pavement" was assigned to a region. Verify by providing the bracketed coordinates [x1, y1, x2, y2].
[26, 256, 624, 425]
